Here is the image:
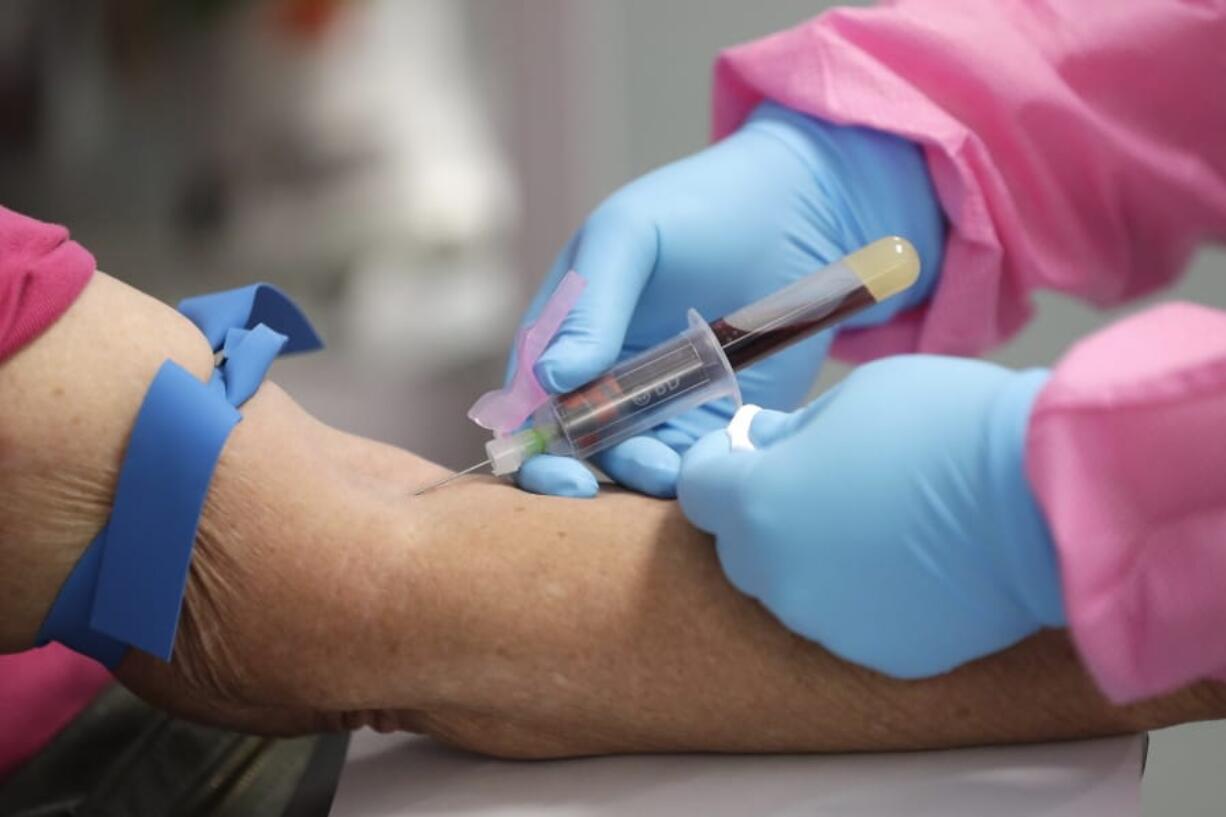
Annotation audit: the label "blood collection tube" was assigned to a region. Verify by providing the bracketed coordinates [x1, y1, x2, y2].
[710, 234, 919, 369]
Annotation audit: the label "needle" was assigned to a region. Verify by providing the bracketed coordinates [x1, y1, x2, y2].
[413, 458, 491, 496]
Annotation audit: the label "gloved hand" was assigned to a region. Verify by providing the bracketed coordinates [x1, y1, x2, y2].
[510, 102, 944, 498]
[677, 355, 1067, 679]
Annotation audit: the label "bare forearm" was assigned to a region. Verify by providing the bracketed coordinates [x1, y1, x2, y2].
[172, 423, 1226, 755]
[390, 480, 1226, 757]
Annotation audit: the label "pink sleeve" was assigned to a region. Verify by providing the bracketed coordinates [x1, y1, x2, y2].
[0, 207, 100, 779]
[712, 0, 1226, 361]
[0, 205, 95, 364]
[1027, 303, 1226, 703]
[0, 647, 111, 780]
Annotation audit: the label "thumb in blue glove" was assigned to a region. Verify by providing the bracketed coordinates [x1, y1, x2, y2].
[677, 355, 1066, 679]
[507, 102, 945, 499]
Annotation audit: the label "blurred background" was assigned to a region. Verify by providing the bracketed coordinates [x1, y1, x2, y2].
[2, 1, 1222, 812]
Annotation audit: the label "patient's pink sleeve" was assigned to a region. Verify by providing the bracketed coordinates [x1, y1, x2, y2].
[0, 647, 111, 779]
[711, 0, 1226, 360]
[0, 205, 103, 780]
[0, 205, 94, 361]
[1027, 303, 1226, 703]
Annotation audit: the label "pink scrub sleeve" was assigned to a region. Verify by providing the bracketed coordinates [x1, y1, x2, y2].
[1028, 303, 1226, 703]
[712, 0, 1226, 361]
[0, 204, 108, 780]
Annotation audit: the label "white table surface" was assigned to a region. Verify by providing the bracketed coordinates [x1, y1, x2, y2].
[331, 731, 1143, 817]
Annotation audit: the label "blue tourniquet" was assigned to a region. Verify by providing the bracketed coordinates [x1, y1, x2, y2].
[35, 284, 322, 666]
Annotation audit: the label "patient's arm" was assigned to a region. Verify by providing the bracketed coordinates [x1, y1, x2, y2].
[342, 478, 1226, 758]
[4, 272, 1224, 756]
[118, 292, 1226, 758]
[143, 416, 1226, 757]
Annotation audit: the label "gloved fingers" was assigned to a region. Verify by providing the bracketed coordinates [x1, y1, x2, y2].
[647, 397, 739, 454]
[733, 383, 846, 452]
[676, 426, 762, 535]
[714, 534, 770, 601]
[589, 435, 682, 498]
[535, 205, 660, 393]
[677, 428, 771, 600]
[515, 399, 730, 499]
[585, 396, 743, 494]
[503, 234, 581, 386]
[653, 423, 701, 454]
[515, 454, 599, 498]
[753, 380, 849, 448]
[744, 408, 793, 448]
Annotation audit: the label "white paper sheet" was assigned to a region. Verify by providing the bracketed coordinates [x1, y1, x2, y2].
[331, 731, 1142, 817]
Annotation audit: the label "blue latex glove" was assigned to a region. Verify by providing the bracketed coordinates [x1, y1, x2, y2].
[510, 102, 945, 498]
[677, 355, 1067, 679]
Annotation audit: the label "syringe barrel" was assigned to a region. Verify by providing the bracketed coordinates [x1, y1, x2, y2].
[536, 310, 739, 461]
[486, 237, 920, 477]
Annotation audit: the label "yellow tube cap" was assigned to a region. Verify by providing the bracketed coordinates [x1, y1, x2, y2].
[844, 236, 921, 302]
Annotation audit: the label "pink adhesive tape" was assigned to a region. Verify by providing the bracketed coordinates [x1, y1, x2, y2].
[468, 270, 586, 434]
